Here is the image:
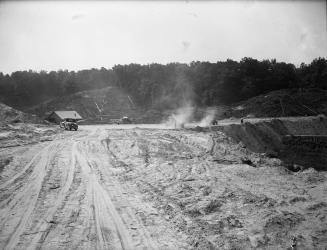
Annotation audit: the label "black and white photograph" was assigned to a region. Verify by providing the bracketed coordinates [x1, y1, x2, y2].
[0, 0, 326, 249]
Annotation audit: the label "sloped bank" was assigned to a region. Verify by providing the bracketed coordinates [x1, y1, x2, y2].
[213, 116, 327, 170]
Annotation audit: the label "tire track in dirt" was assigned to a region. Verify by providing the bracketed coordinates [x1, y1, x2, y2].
[0, 127, 191, 249]
[0, 143, 60, 250]
[1, 132, 94, 249]
[0, 144, 50, 191]
[74, 142, 134, 250]
[99, 130, 193, 249]
[99, 134, 159, 249]
[36, 152, 92, 250]
[86, 131, 161, 249]
[113, 130, 213, 249]
[26, 142, 78, 249]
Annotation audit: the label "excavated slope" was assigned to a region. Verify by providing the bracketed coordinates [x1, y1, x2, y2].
[0, 102, 43, 124]
[27, 87, 143, 123]
[215, 116, 327, 170]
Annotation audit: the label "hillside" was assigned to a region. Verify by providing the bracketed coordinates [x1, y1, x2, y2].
[229, 88, 327, 118]
[26, 87, 327, 124]
[0, 102, 43, 124]
[27, 87, 145, 123]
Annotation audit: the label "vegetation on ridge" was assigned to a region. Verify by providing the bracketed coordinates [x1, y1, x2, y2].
[0, 57, 326, 113]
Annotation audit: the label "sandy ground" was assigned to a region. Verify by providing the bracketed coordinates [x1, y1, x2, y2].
[0, 124, 326, 249]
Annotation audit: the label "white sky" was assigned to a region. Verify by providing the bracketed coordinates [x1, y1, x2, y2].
[0, 0, 326, 73]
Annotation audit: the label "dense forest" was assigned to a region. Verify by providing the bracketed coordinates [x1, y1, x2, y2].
[0, 57, 326, 111]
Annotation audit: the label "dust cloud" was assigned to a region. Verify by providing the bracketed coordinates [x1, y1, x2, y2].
[159, 65, 218, 128]
[164, 106, 217, 128]
[197, 108, 216, 127]
[164, 104, 194, 128]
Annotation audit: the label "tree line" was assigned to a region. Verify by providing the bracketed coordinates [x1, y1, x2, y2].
[0, 57, 326, 110]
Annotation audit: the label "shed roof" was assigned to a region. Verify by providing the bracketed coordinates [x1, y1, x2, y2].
[51, 111, 82, 120]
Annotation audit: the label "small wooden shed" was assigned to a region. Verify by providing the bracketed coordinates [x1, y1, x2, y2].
[46, 111, 82, 124]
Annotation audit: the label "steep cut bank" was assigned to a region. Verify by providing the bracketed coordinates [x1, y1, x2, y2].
[213, 116, 327, 170]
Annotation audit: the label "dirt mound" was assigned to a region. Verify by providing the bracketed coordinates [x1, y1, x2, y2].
[0, 102, 43, 124]
[216, 116, 327, 170]
[0, 123, 59, 149]
[27, 87, 144, 123]
[230, 88, 327, 118]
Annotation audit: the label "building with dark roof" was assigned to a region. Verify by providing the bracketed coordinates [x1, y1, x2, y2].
[46, 111, 82, 124]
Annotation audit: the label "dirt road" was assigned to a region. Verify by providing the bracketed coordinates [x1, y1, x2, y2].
[0, 125, 189, 249]
[0, 125, 326, 249]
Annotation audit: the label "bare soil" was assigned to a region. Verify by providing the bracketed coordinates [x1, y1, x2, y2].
[0, 124, 326, 249]
[229, 88, 327, 118]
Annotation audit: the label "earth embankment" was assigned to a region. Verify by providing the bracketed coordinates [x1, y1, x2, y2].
[214, 116, 327, 170]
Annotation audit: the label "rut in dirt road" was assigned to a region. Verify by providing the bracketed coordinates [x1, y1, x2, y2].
[1, 125, 326, 249]
[0, 127, 188, 250]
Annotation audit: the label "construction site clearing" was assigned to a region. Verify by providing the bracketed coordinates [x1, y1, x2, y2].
[0, 114, 326, 249]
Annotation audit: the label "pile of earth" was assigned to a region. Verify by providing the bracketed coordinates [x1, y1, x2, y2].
[213, 115, 327, 170]
[0, 123, 60, 149]
[229, 88, 327, 118]
[0, 121, 59, 184]
[0, 102, 43, 124]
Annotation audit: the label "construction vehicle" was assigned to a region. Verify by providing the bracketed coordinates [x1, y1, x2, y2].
[60, 118, 78, 131]
[121, 116, 132, 124]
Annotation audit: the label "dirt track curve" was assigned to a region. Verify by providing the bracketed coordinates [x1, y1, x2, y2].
[0, 126, 189, 250]
[1, 124, 327, 250]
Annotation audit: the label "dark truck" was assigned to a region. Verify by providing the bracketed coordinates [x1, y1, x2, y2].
[112, 116, 132, 124]
[121, 116, 132, 124]
[60, 118, 78, 131]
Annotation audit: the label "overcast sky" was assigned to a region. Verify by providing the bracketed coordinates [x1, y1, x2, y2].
[0, 0, 326, 73]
